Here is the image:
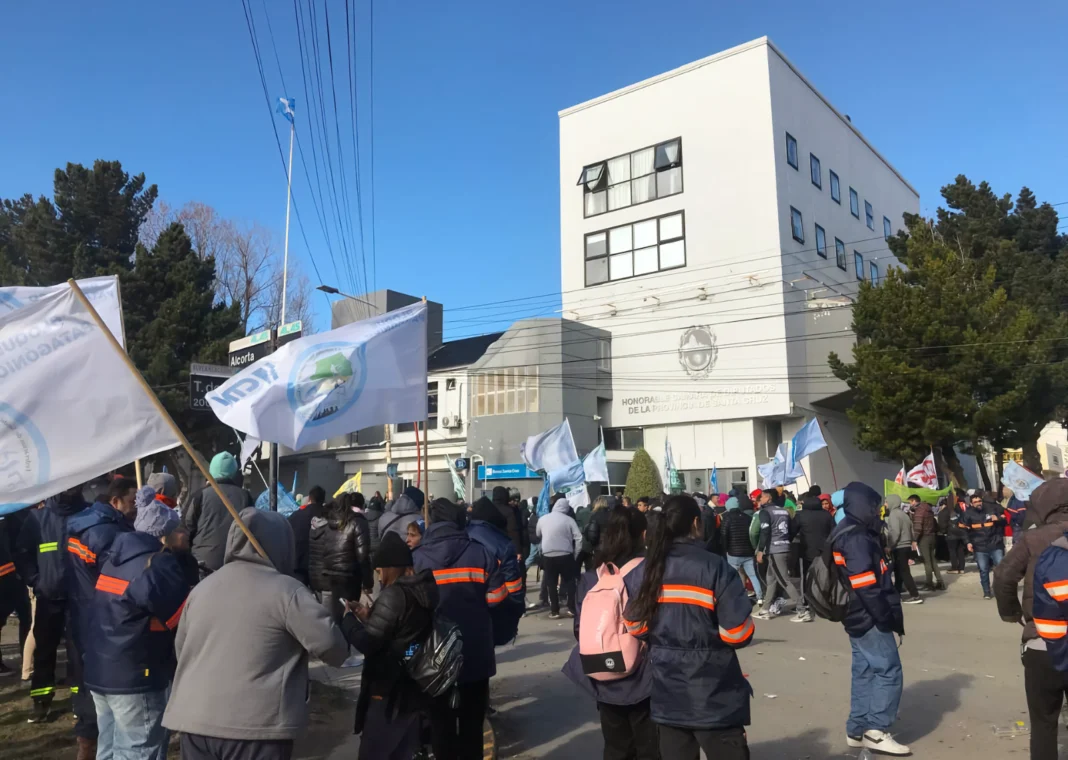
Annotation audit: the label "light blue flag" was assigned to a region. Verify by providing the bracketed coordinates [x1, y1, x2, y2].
[550, 459, 586, 495]
[789, 418, 828, 472]
[760, 443, 805, 488]
[276, 96, 296, 123]
[583, 442, 610, 483]
[521, 420, 579, 475]
[537, 476, 551, 517]
[709, 465, 719, 495]
[255, 483, 300, 516]
[1002, 460, 1046, 501]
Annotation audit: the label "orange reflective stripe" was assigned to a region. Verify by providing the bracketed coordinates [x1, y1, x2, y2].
[832, 552, 846, 566]
[95, 575, 129, 595]
[432, 567, 488, 585]
[623, 618, 648, 636]
[485, 585, 508, 604]
[164, 599, 186, 629]
[0, 562, 14, 577]
[982, 522, 995, 528]
[879, 559, 888, 574]
[68, 539, 97, 564]
[1044, 581, 1068, 602]
[658, 585, 716, 610]
[149, 619, 166, 632]
[1035, 618, 1068, 640]
[719, 617, 755, 644]
[850, 571, 876, 589]
[504, 578, 523, 593]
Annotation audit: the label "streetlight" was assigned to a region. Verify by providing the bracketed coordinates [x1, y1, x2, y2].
[316, 284, 377, 309]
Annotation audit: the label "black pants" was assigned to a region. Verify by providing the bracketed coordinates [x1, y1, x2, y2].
[1023, 648, 1068, 760]
[918, 535, 943, 586]
[891, 548, 919, 598]
[31, 597, 96, 737]
[657, 724, 748, 760]
[946, 537, 967, 571]
[598, 699, 659, 760]
[359, 699, 422, 760]
[181, 733, 294, 760]
[431, 679, 489, 760]
[542, 555, 577, 615]
[0, 578, 31, 655]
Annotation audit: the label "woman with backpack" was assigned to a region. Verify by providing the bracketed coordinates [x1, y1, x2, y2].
[563, 504, 656, 760]
[622, 495, 755, 760]
[341, 531, 439, 760]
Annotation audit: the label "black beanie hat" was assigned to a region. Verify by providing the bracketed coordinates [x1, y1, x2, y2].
[373, 531, 413, 569]
[430, 498, 465, 527]
[404, 486, 425, 509]
[471, 496, 507, 530]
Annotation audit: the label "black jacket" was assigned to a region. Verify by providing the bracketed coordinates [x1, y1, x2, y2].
[340, 569, 438, 734]
[365, 501, 385, 555]
[584, 507, 612, 551]
[722, 509, 755, 557]
[491, 487, 527, 560]
[699, 504, 722, 555]
[937, 501, 967, 539]
[15, 493, 89, 600]
[287, 501, 326, 586]
[184, 480, 252, 573]
[960, 501, 1006, 553]
[308, 505, 373, 597]
[791, 497, 836, 561]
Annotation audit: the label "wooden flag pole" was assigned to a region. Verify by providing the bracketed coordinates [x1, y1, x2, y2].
[67, 279, 270, 561]
[421, 295, 430, 525]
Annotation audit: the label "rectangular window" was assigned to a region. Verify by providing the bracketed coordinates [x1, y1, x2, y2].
[790, 207, 804, 243]
[579, 138, 683, 218]
[396, 382, 439, 432]
[597, 339, 611, 372]
[810, 154, 821, 188]
[470, 368, 539, 417]
[869, 261, 879, 283]
[584, 211, 686, 286]
[883, 216, 892, 240]
[835, 238, 846, 271]
[604, 427, 644, 451]
[865, 201, 874, 230]
[786, 133, 798, 169]
[830, 171, 840, 203]
[815, 224, 827, 258]
[849, 187, 860, 218]
[854, 251, 864, 280]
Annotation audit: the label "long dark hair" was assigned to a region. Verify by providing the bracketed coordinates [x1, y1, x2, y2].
[593, 505, 644, 568]
[627, 495, 701, 626]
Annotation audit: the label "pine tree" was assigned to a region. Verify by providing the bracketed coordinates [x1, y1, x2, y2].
[625, 448, 663, 500]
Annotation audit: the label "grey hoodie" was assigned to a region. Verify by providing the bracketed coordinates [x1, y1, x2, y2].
[884, 496, 914, 549]
[535, 499, 583, 559]
[380, 493, 422, 543]
[163, 508, 349, 741]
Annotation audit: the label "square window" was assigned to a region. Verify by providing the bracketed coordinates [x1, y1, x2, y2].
[577, 162, 605, 188]
[656, 167, 683, 197]
[790, 207, 804, 243]
[609, 252, 633, 280]
[631, 147, 654, 177]
[815, 224, 827, 258]
[883, 216, 892, 240]
[659, 213, 683, 241]
[654, 139, 681, 170]
[634, 246, 658, 275]
[659, 240, 685, 269]
[854, 251, 865, 280]
[786, 133, 798, 169]
[830, 171, 840, 203]
[586, 257, 608, 285]
[870, 261, 879, 283]
[607, 155, 630, 184]
[632, 175, 655, 204]
[835, 238, 846, 270]
[585, 191, 606, 217]
[849, 188, 859, 218]
[865, 201, 874, 230]
[810, 154, 821, 188]
[585, 232, 606, 259]
[633, 219, 657, 249]
[609, 225, 633, 253]
[607, 181, 631, 211]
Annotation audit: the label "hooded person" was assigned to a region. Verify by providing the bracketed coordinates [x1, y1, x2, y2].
[380, 487, 425, 544]
[723, 496, 762, 601]
[308, 493, 373, 622]
[467, 497, 524, 645]
[182, 452, 253, 577]
[147, 472, 179, 509]
[287, 485, 328, 587]
[491, 485, 528, 563]
[163, 508, 350, 759]
[365, 492, 387, 556]
[787, 495, 837, 622]
[536, 493, 585, 619]
[883, 495, 922, 604]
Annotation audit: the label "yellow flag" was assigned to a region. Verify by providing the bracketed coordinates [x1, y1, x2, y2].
[334, 470, 362, 498]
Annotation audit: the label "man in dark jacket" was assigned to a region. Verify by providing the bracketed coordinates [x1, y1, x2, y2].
[183, 452, 253, 577]
[911, 500, 944, 591]
[365, 493, 386, 555]
[491, 486, 524, 562]
[14, 488, 89, 725]
[754, 492, 801, 619]
[789, 495, 835, 622]
[467, 497, 525, 645]
[961, 492, 1006, 599]
[994, 479, 1068, 760]
[0, 513, 31, 677]
[830, 482, 908, 756]
[414, 499, 506, 760]
[287, 485, 327, 587]
[308, 492, 372, 621]
[1001, 486, 1028, 551]
[722, 497, 761, 600]
[84, 501, 191, 760]
[696, 493, 723, 555]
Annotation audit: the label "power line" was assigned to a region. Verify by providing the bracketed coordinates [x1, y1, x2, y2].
[369, 0, 377, 296]
[343, 0, 370, 314]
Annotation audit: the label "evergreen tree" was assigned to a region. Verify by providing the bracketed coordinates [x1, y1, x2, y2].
[625, 448, 663, 500]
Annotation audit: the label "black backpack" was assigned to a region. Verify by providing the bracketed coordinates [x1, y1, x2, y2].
[402, 613, 464, 698]
[804, 525, 856, 622]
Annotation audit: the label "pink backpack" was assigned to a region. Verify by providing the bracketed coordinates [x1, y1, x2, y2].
[578, 557, 645, 682]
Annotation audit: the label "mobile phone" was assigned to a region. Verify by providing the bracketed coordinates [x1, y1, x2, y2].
[339, 598, 350, 609]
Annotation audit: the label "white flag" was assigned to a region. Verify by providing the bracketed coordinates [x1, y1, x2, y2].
[0, 287, 179, 514]
[906, 452, 939, 489]
[582, 442, 610, 483]
[239, 434, 262, 469]
[1001, 460, 1045, 501]
[208, 302, 427, 450]
[0, 276, 126, 347]
[520, 419, 579, 474]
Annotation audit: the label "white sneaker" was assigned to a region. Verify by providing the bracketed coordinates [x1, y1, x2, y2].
[862, 730, 911, 755]
[753, 609, 775, 621]
[846, 734, 864, 748]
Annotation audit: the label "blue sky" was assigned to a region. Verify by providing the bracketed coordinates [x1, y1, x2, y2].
[3, 1, 1065, 335]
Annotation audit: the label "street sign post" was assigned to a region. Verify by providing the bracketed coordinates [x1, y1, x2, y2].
[189, 363, 235, 411]
[227, 321, 302, 368]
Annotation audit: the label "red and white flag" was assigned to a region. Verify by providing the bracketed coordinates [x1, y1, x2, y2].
[906, 453, 939, 489]
[895, 463, 906, 485]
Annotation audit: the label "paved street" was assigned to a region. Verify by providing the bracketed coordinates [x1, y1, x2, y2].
[491, 564, 1048, 759]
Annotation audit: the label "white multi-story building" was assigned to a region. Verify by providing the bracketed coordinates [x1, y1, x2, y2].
[559, 37, 921, 492]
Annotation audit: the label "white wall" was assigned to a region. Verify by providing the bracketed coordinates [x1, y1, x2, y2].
[783, 412, 899, 494]
[641, 419, 760, 487]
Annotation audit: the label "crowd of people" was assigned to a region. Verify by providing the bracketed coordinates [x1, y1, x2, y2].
[1, 453, 1066, 760]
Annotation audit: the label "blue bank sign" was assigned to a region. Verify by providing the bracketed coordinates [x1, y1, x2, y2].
[477, 463, 540, 480]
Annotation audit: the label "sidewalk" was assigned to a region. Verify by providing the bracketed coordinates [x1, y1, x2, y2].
[309, 659, 362, 759]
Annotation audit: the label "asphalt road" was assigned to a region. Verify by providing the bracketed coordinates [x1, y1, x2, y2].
[491, 563, 1050, 759]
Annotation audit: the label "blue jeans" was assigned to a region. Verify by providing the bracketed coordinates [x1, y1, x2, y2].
[847, 627, 903, 737]
[92, 689, 169, 760]
[727, 554, 762, 599]
[974, 548, 1004, 595]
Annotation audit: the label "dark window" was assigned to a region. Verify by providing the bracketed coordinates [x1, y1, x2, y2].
[810, 154, 821, 188]
[397, 382, 438, 431]
[790, 207, 804, 243]
[865, 201, 874, 230]
[835, 238, 847, 271]
[854, 251, 864, 280]
[604, 427, 644, 451]
[883, 216, 892, 240]
[830, 171, 841, 203]
[849, 188, 860, 218]
[765, 421, 782, 458]
[786, 133, 798, 169]
[869, 261, 879, 283]
[815, 224, 827, 258]
[584, 211, 686, 287]
[580, 138, 683, 218]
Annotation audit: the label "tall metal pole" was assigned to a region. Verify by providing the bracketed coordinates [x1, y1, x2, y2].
[268, 328, 279, 511]
[280, 120, 295, 326]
